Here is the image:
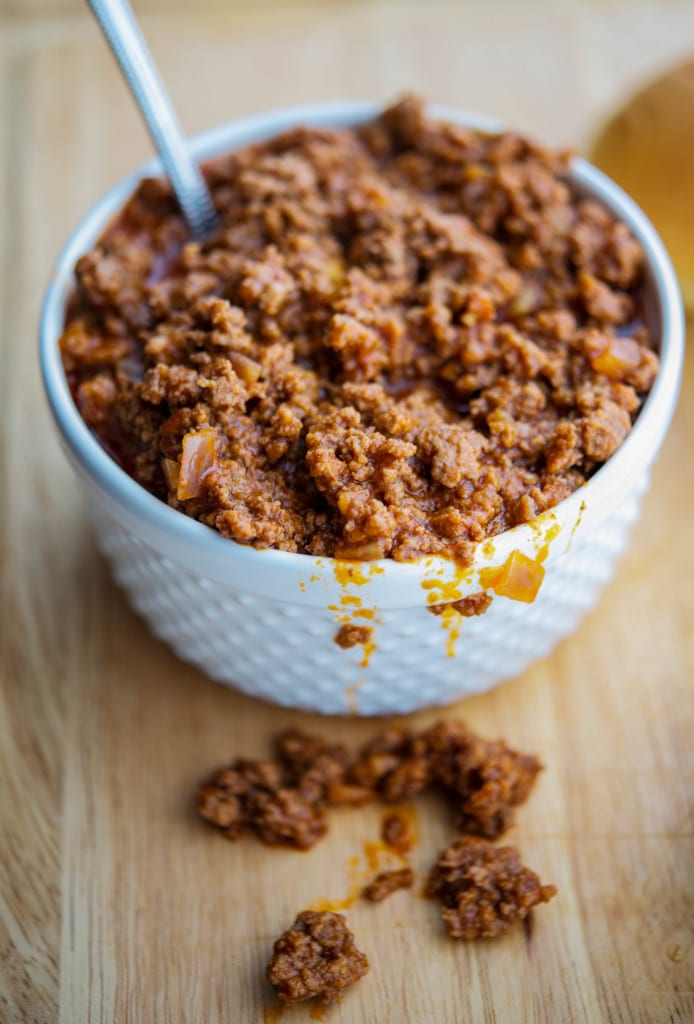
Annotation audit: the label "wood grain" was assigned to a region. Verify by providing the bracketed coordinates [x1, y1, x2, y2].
[1, 3, 693, 1022]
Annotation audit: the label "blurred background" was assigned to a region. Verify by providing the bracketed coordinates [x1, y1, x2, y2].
[2, 0, 694, 308]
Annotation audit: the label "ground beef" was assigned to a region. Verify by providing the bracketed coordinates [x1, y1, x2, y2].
[333, 623, 374, 649]
[197, 729, 349, 849]
[197, 719, 540, 848]
[197, 759, 327, 850]
[347, 727, 433, 801]
[61, 96, 658, 560]
[347, 720, 541, 836]
[381, 812, 415, 857]
[426, 836, 557, 938]
[428, 726, 542, 838]
[429, 591, 493, 617]
[266, 911, 369, 1006]
[362, 867, 415, 902]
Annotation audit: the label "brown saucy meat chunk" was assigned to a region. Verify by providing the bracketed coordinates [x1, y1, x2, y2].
[197, 729, 348, 849]
[61, 97, 658, 560]
[267, 911, 368, 1006]
[333, 623, 374, 649]
[381, 811, 415, 856]
[363, 867, 415, 902]
[198, 720, 541, 848]
[426, 836, 557, 938]
[347, 720, 541, 837]
[428, 591, 493, 617]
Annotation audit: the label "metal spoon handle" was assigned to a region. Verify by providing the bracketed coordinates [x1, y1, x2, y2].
[87, 0, 219, 238]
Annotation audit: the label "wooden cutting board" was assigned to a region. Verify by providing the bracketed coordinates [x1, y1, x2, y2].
[1, 3, 693, 1022]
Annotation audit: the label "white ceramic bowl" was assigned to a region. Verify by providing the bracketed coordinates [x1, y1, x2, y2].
[40, 102, 684, 715]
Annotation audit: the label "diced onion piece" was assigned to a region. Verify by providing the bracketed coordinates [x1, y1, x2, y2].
[508, 281, 542, 317]
[591, 337, 642, 379]
[229, 351, 261, 384]
[463, 162, 489, 181]
[325, 782, 373, 806]
[334, 540, 384, 561]
[324, 257, 347, 292]
[177, 428, 218, 500]
[337, 490, 353, 516]
[489, 549, 545, 603]
[161, 457, 180, 490]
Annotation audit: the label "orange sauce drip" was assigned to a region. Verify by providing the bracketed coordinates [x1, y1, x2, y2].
[310, 1008, 327, 1022]
[310, 855, 362, 911]
[359, 641, 376, 669]
[534, 520, 561, 565]
[310, 895, 355, 912]
[421, 566, 473, 661]
[478, 566, 502, 590]
[568, 499, 587, 550]
[479, 549, 545, 603]
[354, 607, 376, 620]
[328, 605, 376, 621]
[439, 604, 462, 658]
[363, 839, 391, 872]
[263, 1006, 283, 1024]
[363, 806, 420, 871]
[420, 568, 468, 606]
[333, 560, 370, 587]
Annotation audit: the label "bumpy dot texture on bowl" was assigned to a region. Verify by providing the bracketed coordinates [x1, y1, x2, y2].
[92, 479, 645, 714]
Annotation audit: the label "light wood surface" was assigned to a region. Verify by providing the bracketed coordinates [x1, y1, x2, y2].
[1, 3, 693, 1022]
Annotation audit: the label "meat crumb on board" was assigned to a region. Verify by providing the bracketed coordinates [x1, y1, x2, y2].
[266, 911, 368, 1007]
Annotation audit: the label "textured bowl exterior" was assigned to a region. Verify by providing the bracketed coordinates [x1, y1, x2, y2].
[40, 102, 685, 715]
[87, 475, 647, 715]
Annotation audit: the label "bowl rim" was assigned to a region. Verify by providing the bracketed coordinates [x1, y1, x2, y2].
[40, 99, 685, 586]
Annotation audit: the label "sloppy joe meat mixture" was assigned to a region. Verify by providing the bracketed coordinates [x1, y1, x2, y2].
[61, 97, 658, 560]
[267, 910, 368, 1007]
[426, 836, 557, 939]
[198, 719, 541, 849]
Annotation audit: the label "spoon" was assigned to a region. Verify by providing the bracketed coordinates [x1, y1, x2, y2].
[87, 0, 220, 239]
